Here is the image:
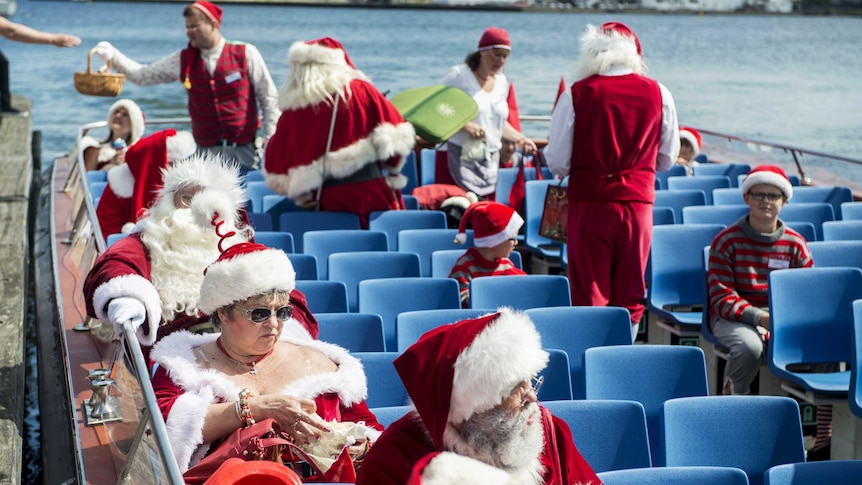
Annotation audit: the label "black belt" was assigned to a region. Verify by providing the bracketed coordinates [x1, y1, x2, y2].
[204, 140, 253, 148]
[323, 163, 384, 187]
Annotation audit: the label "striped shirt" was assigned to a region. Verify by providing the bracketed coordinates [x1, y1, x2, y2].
[708, 216, 813, 326]
[449, 247, 526, 308]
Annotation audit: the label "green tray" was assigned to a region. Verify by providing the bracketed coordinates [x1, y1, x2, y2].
[391, 84, 478, 144]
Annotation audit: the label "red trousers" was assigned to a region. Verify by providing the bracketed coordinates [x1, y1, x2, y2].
[565, 200, 652, 324]
[320, 178, 403, 229]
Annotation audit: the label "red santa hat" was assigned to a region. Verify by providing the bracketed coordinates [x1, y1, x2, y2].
[199, 241, 296, 314]
[478, 27, 511, 51]
[742, 164, 794, 201]
[394, 308, 548, 450]
[189, 1, 222, 26]
[600, 21, 642, 56]
[106, 129, 196, 226]
[679, 126, 702, 155]
[288, 37, 356, 70]
[455, 201, 523, 248]
[107, 98, 146, 145]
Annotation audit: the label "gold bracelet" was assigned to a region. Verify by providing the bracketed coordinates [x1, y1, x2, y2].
[237, 388, 255, 427]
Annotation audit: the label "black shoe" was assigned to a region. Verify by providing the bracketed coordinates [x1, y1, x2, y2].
[807, 444, 831, 461]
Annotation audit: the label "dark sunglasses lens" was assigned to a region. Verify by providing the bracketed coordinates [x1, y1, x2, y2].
[276, 306, 293, 321]
[250, 308, 270, 323]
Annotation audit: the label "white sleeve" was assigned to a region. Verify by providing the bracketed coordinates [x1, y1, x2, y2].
[543, 91, 574, 178]
[110, 48, 182, 86]
[656, 82, 680, 172]
[245, 44, 280, 140]
[440, 65, 463, 89]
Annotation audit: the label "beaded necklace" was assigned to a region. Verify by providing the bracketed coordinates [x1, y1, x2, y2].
[215, 337, 274, 376]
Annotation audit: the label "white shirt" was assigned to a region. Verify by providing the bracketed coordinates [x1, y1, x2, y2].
[440, 64, 508, 152]
[110, 37, 280, 139]
[544, 66, 680, 178]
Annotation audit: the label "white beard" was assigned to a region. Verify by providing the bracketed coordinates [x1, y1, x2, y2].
[139, 200, 226, 321]
[444, 403, 546, 485]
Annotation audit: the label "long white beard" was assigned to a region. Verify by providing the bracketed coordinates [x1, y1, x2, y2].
[445, 404, 545, 485]
[140, 203, 224, 321]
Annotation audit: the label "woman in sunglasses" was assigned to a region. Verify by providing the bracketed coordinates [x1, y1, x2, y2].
[149, 240, 382, 476]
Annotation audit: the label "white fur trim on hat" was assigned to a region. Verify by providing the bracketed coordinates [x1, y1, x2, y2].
[679, 129, 700, 155]
[420, 452, 517, 485]
[575, 24, 644, 80]
[106, 163, 134, 198]
[278, 41, 367, 111]
[199, 248, 296, 314]
[473, 211, 524, 248]
[166, 131, 197, 162]
[108, 99, 145, 144]
[449, 308, 548, 425]
[159, 152, 246, 213]
[742, 167, 793, 201]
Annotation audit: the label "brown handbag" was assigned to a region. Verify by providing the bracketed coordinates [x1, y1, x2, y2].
[539, 181, 568, 243]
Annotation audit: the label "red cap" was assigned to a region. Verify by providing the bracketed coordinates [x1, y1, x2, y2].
[455, 201, 523, 248]
[601, 21, 641, 56]
[679, 126, 702, 155]
[478, 27, 511, 51]
[742, 165, 794, 201]
[191, 1, 223, 25]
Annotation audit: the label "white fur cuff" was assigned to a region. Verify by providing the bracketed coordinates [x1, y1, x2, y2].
[92, 274, 163, 345]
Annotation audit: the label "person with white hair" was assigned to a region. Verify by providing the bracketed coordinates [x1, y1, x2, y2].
[356, 308, 600, 485]
[84, 153, 318, 349]
[543, 21, 680, 341]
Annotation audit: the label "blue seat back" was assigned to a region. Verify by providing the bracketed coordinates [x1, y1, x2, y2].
[399, 151, 418, 195]
[262, 194, 302, 225]
[90, 181, 108, 201]
[525, 306, 632, 399]
[396, 308, 492, 352]
[807, 240, 862, 270]
[496, 167, 539, 207]
[368, 210, 448, 250]
[470, 275, 571, 310]
[702, 247, 725, 349]
[294, 280, 348, 314]
[253, 231, 295, 253]
[524, 180, 564, 257]
[288, 253, 318, 280]
[779, 202, 834, 241]
[599, 466, 749, 485]
[419, 148, 437, 186]
[654, 190, 707, 224]
[662, 395, 805, 485]
[667, 175, 732, 204]
[543, 400, 651, 473]
[245, 181, 276, 213]
[398, 229, 473, 277]
[822, 220, 862, 241]
[86, 170, 108, 184]
[430, 249, 522, 277]
[329, 252, 421, 312]
[402, 194, 419, 210]
[682, 205, 748, 225]
[315, 313, 385, 352]
[243, 169, 265, 183]
[351, 352, 408, 408]
[783, 221, 817, 242]
[537, 349, 573, 401]
[766, 460, 862, 485]
[791, 186, 853, 220]
[655, 165, 687, 191]
[692, 163, 751, 187]
[304, 229, 388, 280]
[106, 233, 128, 247]
[653, 206, 676, 225]
[840, 201, 862, 221]
[246, 212, 272, 231]
[851, 300, 862, 419]
[368, 405, 412, 428]
[767, 267, 862, 392]
[713, 188, 745, 206]
[359, 277, 460, 351]
[279, 212, 361, 253]
[585, 345, 709, 466]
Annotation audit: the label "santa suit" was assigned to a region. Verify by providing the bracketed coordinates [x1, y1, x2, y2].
[96, 129, 196, 236]
[356, 309, 600, 485]
[263, 38, 415, 228]
[544, 23, 679, 328]
[149, 323, 382, 474]
[84, 234, 319, 345]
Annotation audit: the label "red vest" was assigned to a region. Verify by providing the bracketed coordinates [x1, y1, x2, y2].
[567, 74, 662, 203]
[180, 42, 259, 146]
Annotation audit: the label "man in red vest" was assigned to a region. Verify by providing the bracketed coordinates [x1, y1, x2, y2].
[544, 22, 680, 341]
[92, 1, 279, 171]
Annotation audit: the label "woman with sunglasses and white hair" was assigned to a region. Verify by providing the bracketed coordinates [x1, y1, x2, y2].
[149, 238, 382, 476]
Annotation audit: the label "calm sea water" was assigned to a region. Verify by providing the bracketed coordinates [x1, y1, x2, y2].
[5, 0, 862, 162]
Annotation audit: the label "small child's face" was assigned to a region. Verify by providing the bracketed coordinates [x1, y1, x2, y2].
[488, 237, 517, 259]
[679, 139, 695, 162]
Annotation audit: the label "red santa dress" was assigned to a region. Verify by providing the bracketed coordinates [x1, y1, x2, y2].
[356, 309, 600, 485]
[263, 38, 415, 228]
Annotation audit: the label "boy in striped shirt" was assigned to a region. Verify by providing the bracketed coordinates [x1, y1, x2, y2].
[450, 201, 526, 308]
[708, 165, 813, 395]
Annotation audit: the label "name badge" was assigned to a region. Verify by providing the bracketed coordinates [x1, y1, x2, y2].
[224, 71, 241, 84]
[768, 256, 791, 269]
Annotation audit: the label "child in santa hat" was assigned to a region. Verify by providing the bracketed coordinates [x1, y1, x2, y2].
[676, 126, 703, 175]
[449, 201, 526, 307]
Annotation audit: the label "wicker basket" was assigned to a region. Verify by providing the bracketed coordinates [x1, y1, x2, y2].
[74, 48, 125, 97]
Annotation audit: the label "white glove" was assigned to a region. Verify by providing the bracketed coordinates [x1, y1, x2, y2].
[94, 41, 114, 62]
[107, 297, 146, 334]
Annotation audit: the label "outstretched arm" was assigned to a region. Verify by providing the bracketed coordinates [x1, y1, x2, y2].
[0, 16, 80, 46]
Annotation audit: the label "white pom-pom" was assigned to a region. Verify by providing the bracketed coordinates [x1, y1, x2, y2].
[455, 233, 467, 244]
[166, 131, 197, 162]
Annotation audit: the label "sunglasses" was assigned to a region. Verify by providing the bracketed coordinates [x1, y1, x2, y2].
[748, 191, 783, 202]
[240, 305, 293, 324]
